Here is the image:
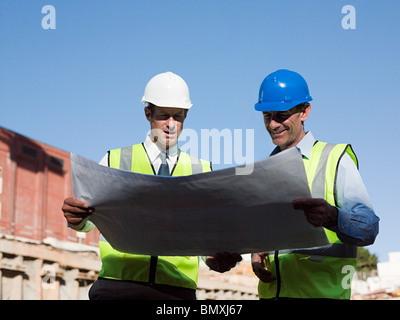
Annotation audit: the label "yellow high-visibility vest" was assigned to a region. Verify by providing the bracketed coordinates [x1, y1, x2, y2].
[98, 143, 211, 290]
[258, 142, 358, 299]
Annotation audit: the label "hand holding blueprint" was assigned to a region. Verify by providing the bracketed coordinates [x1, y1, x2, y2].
[71, 147, 328, 256]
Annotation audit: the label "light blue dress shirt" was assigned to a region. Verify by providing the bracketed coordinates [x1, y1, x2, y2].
[271, 132, 379, 246]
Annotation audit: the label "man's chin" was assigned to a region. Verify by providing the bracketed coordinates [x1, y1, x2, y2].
[166, 140, 178, 148]
[271, 136, 286, 148]
[156, 138, 178, 150]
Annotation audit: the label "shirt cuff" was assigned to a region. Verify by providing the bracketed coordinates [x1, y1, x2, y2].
[332, 208, 378, 246]
[68, 219, 95, 232]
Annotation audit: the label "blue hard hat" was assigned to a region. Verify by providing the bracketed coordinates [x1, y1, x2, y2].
[254, 69, 313, 112]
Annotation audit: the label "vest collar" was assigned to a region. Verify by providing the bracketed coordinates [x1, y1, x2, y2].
[270, 131, 316, 160]
[143, 135, 178, 164]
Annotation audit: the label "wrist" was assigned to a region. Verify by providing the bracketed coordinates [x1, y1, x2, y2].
[325, 205, 339, 227]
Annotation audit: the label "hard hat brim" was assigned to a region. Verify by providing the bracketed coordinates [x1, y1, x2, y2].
[254, 97, 312, 112]
[141, 98, 192, 109]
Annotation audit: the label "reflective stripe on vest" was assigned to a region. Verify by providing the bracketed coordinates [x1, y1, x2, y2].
[258, 141, 358, 299]
[108, 144, 211, 175]
[98, 143, 211, 290]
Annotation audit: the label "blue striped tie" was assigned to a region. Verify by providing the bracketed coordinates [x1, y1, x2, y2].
[157, 152, 170, 176]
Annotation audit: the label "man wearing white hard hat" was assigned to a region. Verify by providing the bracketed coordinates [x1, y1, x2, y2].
[62, 72, 241, 300]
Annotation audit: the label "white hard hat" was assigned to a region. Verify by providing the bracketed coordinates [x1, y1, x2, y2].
[141, 71, 193, 109]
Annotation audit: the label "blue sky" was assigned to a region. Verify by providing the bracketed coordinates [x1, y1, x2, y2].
[1, 0, 399, 262]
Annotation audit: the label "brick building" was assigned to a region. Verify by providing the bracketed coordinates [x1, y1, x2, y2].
[0, 127, 100, 299]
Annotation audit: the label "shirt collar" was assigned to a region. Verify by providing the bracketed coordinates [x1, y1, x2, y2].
[143, 135, 178, 163]
[270, 131, 316, 159]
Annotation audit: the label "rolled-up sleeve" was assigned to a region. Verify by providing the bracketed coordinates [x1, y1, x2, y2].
[332, 153, 380, 246]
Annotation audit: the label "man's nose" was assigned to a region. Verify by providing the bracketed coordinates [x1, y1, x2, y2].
[268, 118, 281, 129]
[166, 117, 176, 128]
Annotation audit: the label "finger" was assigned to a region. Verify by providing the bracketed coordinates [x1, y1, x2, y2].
[64, 198, 93, 211]
[304, 214, 323, 227]
[212, 252, 240, 272]
[252, 263, 276, 283]
[64, 197, 91, 209]
[252, 261, 263, 274]
[259, 270, 276, 283]
[251, 252, 269, 265]
[224, 252, 243, 267]
[231, 253, 243, 263]
[62, 198, 94, 214]
[62, 205, 94, 215]
[215, 252, 234, 271]
[221, 252, 242, 264]
[207, 256, 229, 273]
[65, 215, 90, 226]
[292, 198, 326, 209]
[205, 256, 218, 270]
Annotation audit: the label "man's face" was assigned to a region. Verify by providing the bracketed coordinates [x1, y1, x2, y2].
[145, 106, 187, 150]
[262, 104, 311, 150]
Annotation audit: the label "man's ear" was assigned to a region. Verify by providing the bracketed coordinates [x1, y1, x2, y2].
[301, 103, 311, 123]
[144, 107, 152, 121]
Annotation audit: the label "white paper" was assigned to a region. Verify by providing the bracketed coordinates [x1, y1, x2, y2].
[71, 147, 328, 256]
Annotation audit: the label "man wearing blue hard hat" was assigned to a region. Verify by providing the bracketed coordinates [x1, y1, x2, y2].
[251, 69, 379, 299]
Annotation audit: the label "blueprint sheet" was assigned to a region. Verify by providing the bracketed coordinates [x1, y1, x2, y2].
[71, 147, 328, 256]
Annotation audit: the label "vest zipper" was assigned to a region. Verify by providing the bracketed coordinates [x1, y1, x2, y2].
[274, 251, 281, 299]
[149, 256, 158, 286]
